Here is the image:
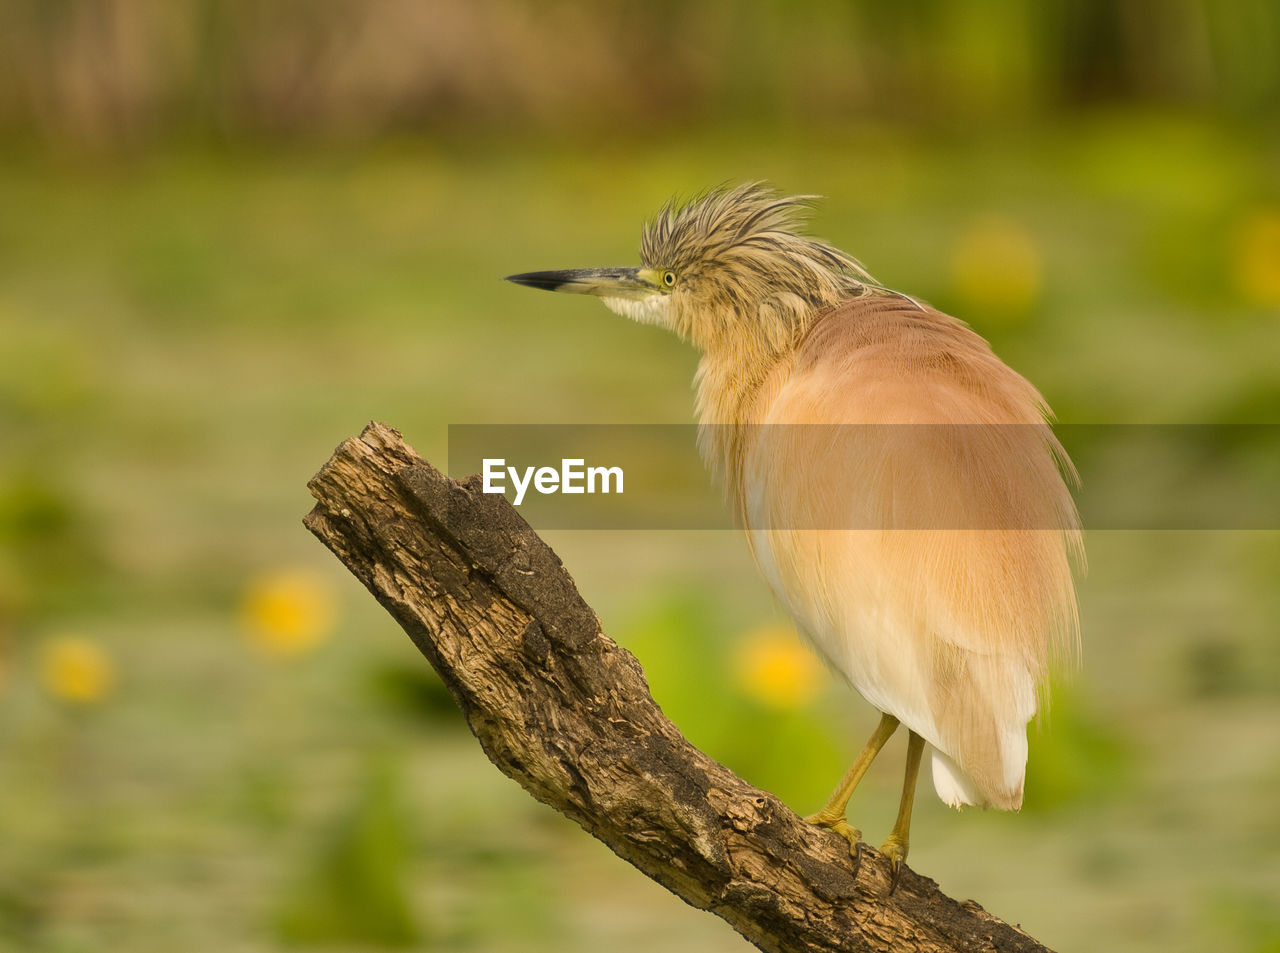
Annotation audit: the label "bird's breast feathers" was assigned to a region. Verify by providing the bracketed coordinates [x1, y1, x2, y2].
[714, 297, 1081, 808]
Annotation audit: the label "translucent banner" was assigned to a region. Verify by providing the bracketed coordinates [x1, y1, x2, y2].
[447, 424, 1280, 530]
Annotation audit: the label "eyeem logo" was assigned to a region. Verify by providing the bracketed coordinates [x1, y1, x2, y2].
[482, 458, 624, 506]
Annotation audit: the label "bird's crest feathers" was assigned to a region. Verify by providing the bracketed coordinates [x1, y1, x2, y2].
[643, 183, 873, 282]
[638, 183, 916, 349]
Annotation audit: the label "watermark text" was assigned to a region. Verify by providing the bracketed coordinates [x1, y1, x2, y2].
[482, 458, 624, 505]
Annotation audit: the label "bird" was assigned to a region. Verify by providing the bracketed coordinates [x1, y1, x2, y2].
[505, 183, 1082, 884]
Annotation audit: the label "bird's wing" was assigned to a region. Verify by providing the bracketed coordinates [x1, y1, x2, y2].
[741, 296, 1081, 807]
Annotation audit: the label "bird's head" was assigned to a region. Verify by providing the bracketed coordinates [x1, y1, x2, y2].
[507, 183, 878, 353]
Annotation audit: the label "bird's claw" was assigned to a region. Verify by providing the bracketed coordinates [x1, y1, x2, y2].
[851, 838, 865, 878]
[804, 812, 864, 870]
[880, 836, 909, 895]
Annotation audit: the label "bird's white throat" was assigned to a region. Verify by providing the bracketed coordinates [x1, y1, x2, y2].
[600, 294, 670, 327]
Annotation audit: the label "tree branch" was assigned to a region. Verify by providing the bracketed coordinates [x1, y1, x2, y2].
[303, 422, 1055, 953]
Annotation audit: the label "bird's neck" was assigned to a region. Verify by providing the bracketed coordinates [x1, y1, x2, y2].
[692, 333, 794, 520]
[689, 292, 816, 427]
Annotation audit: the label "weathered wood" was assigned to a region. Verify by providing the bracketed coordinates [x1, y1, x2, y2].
[304, 421, 1055, 953]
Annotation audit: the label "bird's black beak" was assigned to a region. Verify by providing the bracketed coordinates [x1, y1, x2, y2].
[505, 267, 655, 298]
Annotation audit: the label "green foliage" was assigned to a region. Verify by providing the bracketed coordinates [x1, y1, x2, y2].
[365, 661, 463, 725]
[0, 872, 44, 950]
[1207, 891, 1280, 953]
[1022, 681, 1131, 813]
[617, 591, 845, 809]
[275, 755, 421, 947]
[0, 470, 102, 617]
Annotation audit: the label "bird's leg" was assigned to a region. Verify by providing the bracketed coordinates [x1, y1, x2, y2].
[805, 713, 899, 857]
[881, 729, 925, 893]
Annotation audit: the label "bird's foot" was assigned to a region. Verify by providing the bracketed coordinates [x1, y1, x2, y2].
[804, 811, 865, 872]
[879, 834, 909, 895]
[804, 809, 862, 845]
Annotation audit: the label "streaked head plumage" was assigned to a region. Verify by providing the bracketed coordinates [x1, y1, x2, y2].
[648, 184, 872, 293]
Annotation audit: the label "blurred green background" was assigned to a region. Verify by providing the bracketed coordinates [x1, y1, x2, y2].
[2, 2, 1279, 951]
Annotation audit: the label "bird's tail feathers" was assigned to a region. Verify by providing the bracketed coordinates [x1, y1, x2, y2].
[930, 746, 1024, 811]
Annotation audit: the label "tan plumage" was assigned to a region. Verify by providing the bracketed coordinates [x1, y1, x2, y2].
[507, 183, 1082, 875]
[734, 295, 1081, 810]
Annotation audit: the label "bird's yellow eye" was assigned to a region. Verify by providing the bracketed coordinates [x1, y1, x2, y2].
[662, 271, 677, 287]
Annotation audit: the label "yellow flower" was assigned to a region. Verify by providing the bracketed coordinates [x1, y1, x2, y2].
[1231, 207, 1280, 307]
[240, 568, 337, 659]
[40, 636, 115, 704]
[949, 216, 1043, 322]
[733, 623, 823, 711]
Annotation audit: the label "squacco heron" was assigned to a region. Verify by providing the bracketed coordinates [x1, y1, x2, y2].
[506, 183, 1081, 883]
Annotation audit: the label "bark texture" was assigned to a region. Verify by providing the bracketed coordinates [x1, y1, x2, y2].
[303, 422, 1055, 953]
